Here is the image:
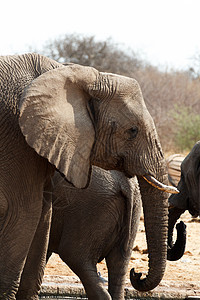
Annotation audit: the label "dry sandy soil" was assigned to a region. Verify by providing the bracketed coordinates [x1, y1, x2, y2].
[44, 210, 200, 297]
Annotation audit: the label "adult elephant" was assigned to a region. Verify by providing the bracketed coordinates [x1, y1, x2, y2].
[168, 141, 200, 260]
[0, 53, 177, 299]
[47, 168, 141, 300]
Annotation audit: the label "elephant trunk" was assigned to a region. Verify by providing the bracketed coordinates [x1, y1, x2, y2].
[130, 175, 168, 291]
[167, 206, 186, 261]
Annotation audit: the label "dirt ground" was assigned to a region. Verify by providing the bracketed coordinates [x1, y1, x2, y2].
[44, 210, 200, 296]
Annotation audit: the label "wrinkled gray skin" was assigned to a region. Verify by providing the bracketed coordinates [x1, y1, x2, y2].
[0, 54, 168, 299]
[168, 141, 200, 260]
[47, 168, 141, 300]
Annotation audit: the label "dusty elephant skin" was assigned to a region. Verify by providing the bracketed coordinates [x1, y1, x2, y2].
[168, 141, 200, 261]
[0, 53, 171, 298]
[47, 168, 141, 300]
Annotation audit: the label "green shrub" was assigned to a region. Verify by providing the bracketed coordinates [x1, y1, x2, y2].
[172, 106, 200, 151]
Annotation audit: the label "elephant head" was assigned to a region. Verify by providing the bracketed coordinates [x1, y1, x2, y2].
[19, 64, 177, 291]
[168, 141, 200, 261]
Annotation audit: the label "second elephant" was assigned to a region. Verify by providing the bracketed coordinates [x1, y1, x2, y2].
[168, 141, 200, 260]
[47, 167, 142, 300]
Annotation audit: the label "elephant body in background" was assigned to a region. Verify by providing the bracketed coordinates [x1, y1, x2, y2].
[168, 141, 200, 260]
[47, 168, 141, 300]
[0, 53, 173, 298]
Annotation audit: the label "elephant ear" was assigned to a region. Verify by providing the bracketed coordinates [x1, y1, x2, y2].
[19, 66, 96, 188]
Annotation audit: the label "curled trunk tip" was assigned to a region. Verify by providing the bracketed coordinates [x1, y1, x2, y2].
[143, 175, 179, 194]
[130, 268, 163, 292]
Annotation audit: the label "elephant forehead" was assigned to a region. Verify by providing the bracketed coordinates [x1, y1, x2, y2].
[108, 98, 152, 127]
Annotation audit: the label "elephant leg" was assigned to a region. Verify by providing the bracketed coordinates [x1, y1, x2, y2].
[61, 259, 111, 300]
[106, 246, 130, 300]
[105, 200, 141, 300]
[0, 193, 43, 299]
[16, 180, 53, 300]
[77, 265, 111, 300]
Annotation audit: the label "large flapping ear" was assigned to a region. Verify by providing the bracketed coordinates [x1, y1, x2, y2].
[19, 65, 99, 188]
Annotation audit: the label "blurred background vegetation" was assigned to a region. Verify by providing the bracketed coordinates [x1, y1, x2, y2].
[34, 33, 200, 154]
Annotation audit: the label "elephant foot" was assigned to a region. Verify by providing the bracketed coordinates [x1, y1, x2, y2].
[16, 291, 39, 300]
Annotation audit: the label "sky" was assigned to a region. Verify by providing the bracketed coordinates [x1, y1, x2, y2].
[1, 0, 200, 71]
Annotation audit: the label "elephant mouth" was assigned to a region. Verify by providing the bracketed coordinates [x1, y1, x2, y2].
[143, 175, 179, 194]
[187, 198, 199, 217]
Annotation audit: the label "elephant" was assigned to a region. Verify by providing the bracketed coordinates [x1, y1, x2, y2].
[0, 53, 177, 299]
[167, 141, 200, 261]
[47, 167, 142, 300]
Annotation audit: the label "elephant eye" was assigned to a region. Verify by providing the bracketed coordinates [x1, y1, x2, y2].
[127, 126, 138, 140]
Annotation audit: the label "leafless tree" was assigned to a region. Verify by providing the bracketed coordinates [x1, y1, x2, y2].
[41, 33, 143, 75]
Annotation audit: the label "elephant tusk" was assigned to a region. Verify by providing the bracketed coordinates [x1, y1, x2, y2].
[143, 175, 179, 194]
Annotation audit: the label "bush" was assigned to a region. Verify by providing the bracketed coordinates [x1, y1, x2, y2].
[172, 106, 200, 151]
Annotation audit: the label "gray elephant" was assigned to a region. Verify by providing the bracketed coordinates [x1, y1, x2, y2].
[47, 168, 141, 300]
[167, 141, 200, 260]
[0, 53, 176, 299]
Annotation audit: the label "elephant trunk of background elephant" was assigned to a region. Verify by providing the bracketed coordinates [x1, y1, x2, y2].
[167, 206, 186, 261]
[130, 174, 168, 291]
